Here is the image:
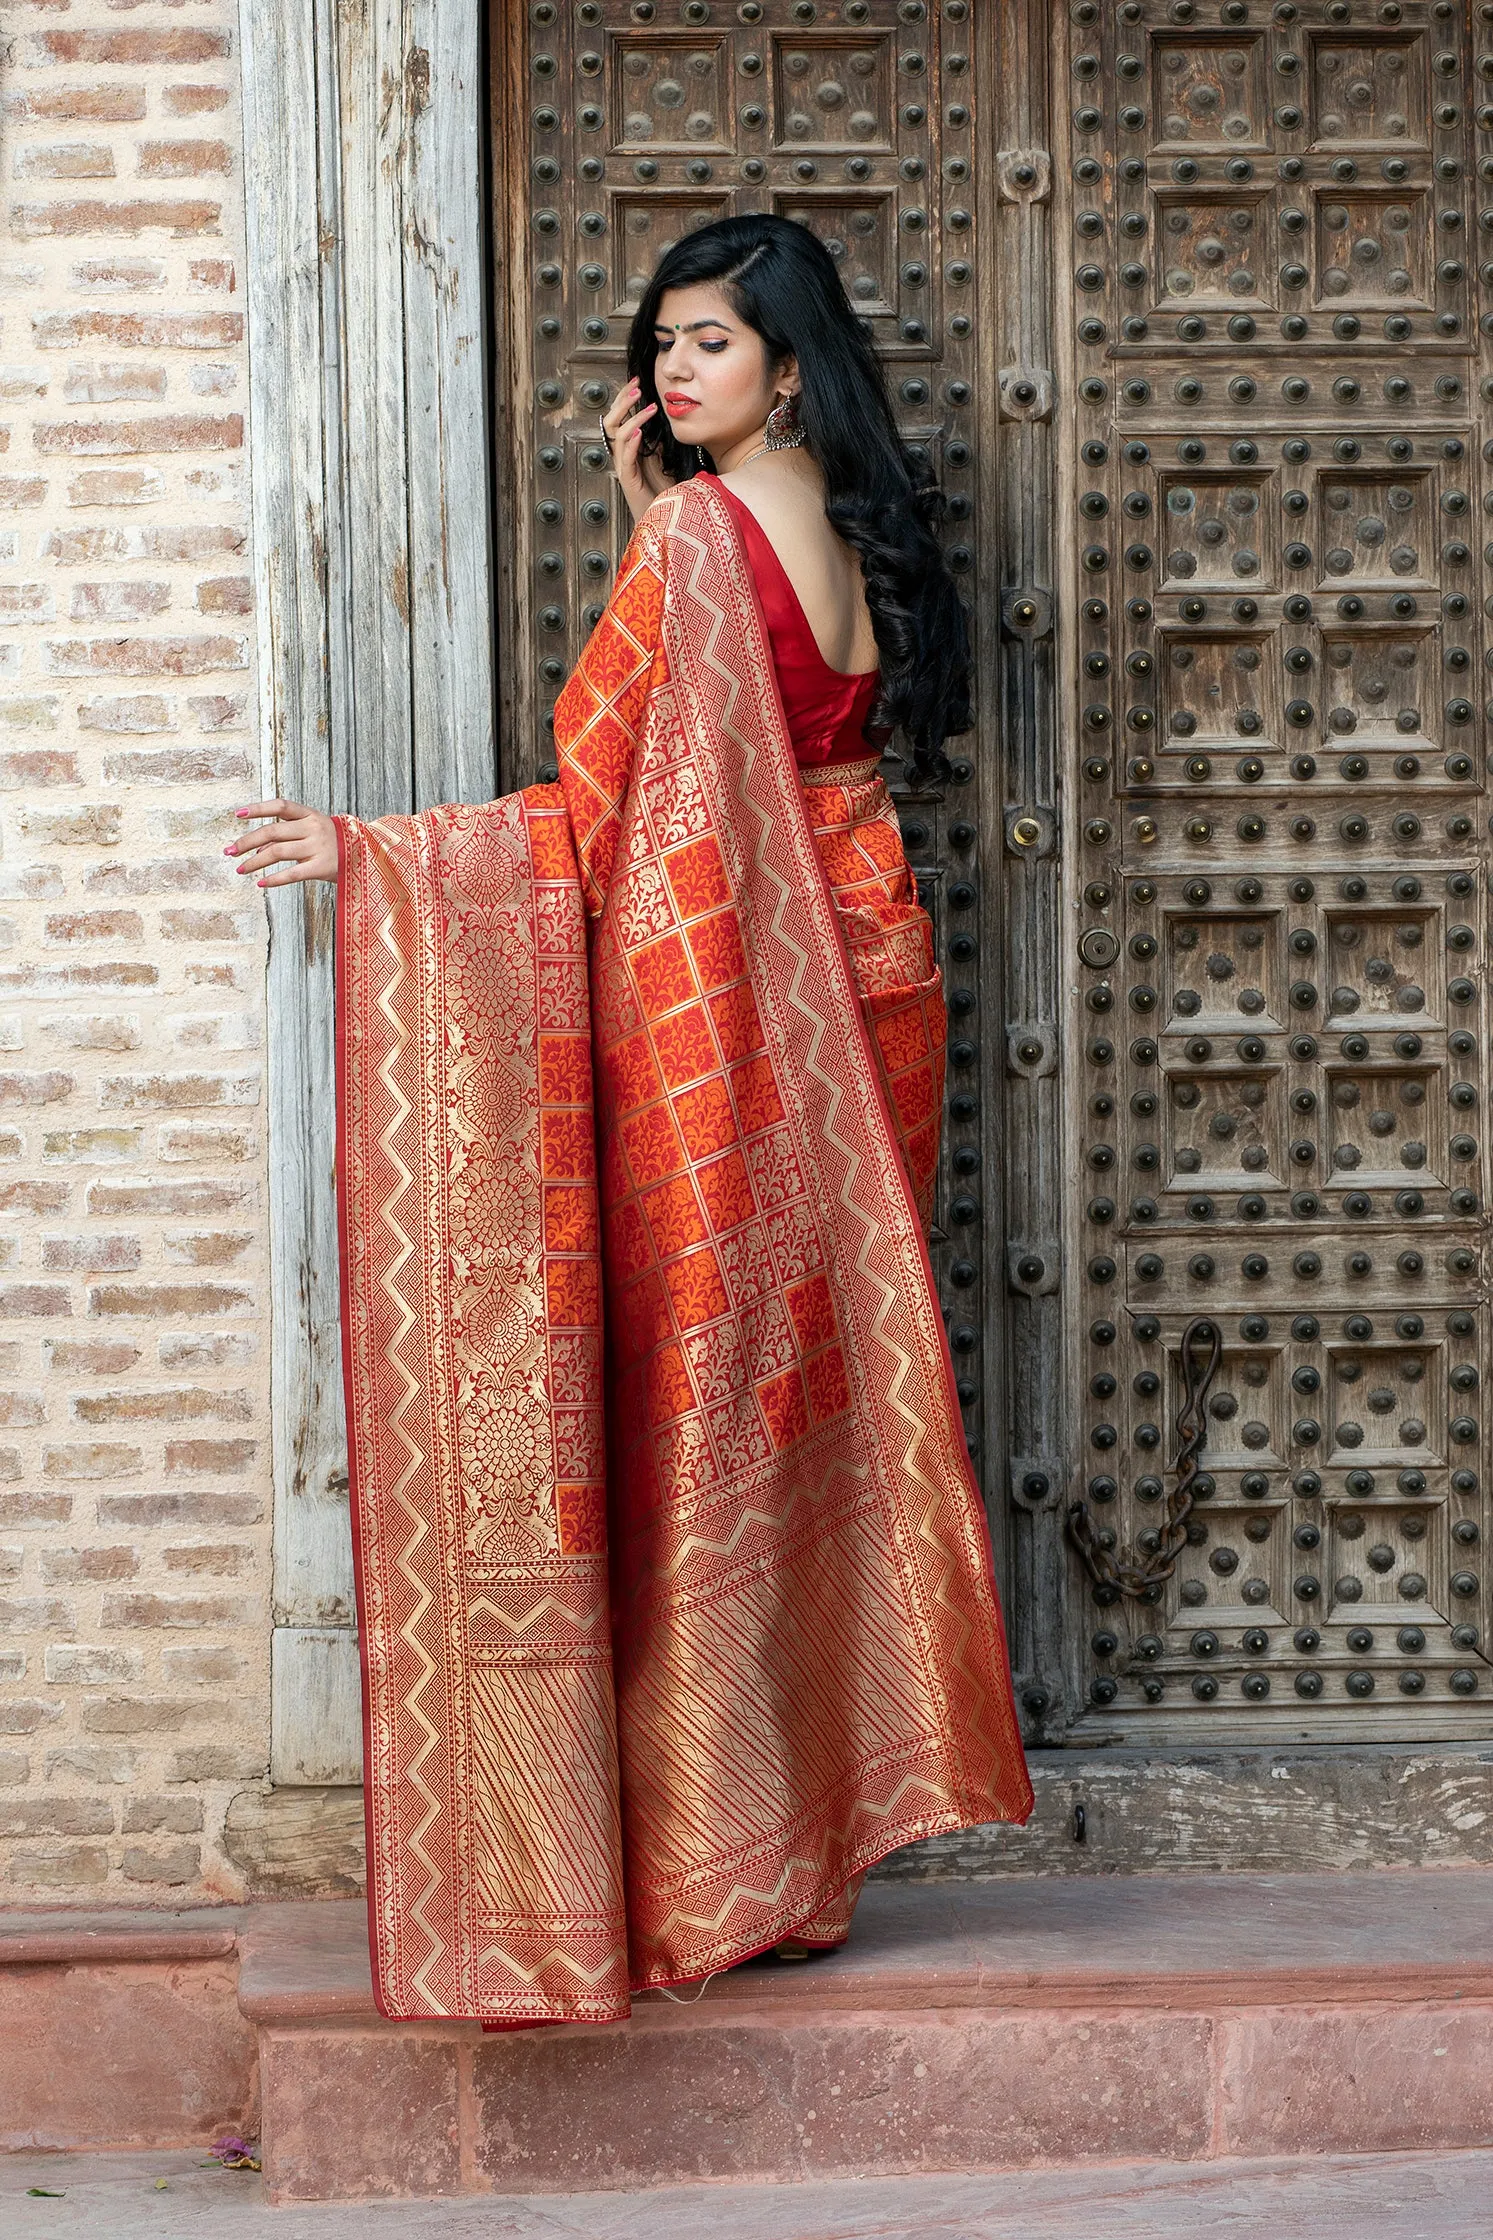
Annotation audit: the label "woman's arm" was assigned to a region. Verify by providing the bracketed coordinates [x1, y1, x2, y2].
[223, 798, 339, 885]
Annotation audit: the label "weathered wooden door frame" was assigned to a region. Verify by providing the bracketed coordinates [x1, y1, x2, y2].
[240, 0, 498, 1783]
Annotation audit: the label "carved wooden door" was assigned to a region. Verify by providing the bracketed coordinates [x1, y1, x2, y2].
[1044, 0, 1493, 1741]
[493, 0, 1493, 1750]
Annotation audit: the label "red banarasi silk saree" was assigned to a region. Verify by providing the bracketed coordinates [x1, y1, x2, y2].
[333, 476, 1032, 2026]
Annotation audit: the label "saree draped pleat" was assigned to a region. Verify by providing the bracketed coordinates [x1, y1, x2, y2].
[334, 478, 1032, 2025]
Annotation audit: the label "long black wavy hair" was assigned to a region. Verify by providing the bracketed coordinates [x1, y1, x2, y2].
[626, 213, 972, 780]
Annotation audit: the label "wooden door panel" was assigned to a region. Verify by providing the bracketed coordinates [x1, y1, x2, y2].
[1057, 0, 1492, 1738]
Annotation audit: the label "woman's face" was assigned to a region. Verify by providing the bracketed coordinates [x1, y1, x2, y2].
[650, 282, 795, 454]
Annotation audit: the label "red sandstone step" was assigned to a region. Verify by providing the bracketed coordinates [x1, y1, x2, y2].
[237, 1872, 1493, 2202]
[0, 1906, 254, 2154]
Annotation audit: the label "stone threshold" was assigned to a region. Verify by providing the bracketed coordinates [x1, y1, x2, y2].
[0, 1906, 243, 1971]
[238, 1869, 1493, 2025]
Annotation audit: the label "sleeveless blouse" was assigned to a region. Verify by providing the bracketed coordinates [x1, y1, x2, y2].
[702, 473, 882, 768]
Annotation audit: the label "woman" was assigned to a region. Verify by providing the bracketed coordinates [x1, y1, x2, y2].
[229, 215, 1031, 2028]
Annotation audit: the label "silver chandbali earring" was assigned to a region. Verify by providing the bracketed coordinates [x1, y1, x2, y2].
[763, 390, 806, 450]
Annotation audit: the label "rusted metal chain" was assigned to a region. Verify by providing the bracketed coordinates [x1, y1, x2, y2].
[1067, 1316, 1223, 1603]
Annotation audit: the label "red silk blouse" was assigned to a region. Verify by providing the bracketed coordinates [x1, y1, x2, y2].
[703, 473, 881, 768]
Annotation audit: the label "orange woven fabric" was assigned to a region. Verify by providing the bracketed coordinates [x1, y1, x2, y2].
[334, 478, 1031, 2026]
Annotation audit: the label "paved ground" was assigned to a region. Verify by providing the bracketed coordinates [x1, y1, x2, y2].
[4, 2148, 1492, 2239]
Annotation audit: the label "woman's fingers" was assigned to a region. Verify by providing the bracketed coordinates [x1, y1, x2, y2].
[226, 815, 301, 862]
[236, 838, 303, 870]
[226, 800, 339, 885]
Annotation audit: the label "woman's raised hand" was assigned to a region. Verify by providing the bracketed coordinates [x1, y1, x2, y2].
[602, 378, 673, 522]
[225, 799, 340, 887]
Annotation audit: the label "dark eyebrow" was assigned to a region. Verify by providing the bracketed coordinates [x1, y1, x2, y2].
[652, 317, 733, 335]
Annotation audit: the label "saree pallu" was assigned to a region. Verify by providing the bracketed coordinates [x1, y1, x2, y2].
[334, 477, 1032, 2027]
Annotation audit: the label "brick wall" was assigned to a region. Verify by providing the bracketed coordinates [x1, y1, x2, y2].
[0, 2, 270, 1901]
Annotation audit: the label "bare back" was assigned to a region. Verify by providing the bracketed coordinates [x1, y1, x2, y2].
[716, 458, 878, 677]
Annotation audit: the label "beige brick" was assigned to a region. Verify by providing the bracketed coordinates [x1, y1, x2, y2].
[0, 1068, 72, 1104]
[157, 1333, 255, 1370]
[138, 142, 233, 179]
[0, 1748, 29, 1783]
[0, 1797, 114, 1837]
[68, 256, 165, 291]
[69, 578, 170, 618]
[163, 88, 231, 118]
[38, 1545, 138, 1584]
[86, 859, 240, 897]
[45, 1644, 141, 1685]
[86, 1179, 248, 1216]
[0, 697, 61, 730]
[13, 201, 222, 242]
[0, 1491, 72, 1529]
[106, 751, 253, 787]
[162, 1542, 250, 1577]
[0, 1284, 72, 1318]
[67, 468, 164, 506]
[4, 89, 149, 126]
[45, 1746, 136, 1784]
[21, 802, 124, 845]
[164, 1437, 256, 1475]
[103, 1591, 247, 1629]
[95, 1490, 260, 1528]
[158, 1122, 255, 1162]
[0, 1389, 48, 1425]
[5, 1844, 110, 1888]
[44, 909, 144, 942]
[0, 1596, 73, 1634]
[162, 1645, 246, 1685]
[163, 1230, 253, 1265]
[82, 699, 176, 734]
[98, 1072, 259, 1110]
[63, 363, 169, 406]
[24, 31, 232, 65]
[158, 908, 254, 942]
[43, 1130, 145, 1164]
[80, 1694, 198, 1735]
[0, 1700, 61, 1736]
[89, 1279, 253, 1318]
[39, 1016, 143, 1053]
[122, 1795, 202, 1835]
[0, 1181, 70, 1213]
[187, 693, 247, 731]
[13, 145, 116, 182]
[42, 1237, 142, 1274]
[78, 1386, 251, 1424]
[46, 634, 245, 675]
[45, 1340, 141, 1372]
[170, 1743, 260, 1782]
[121, 1841, 200, 1885]
[0, 747, 81, 786]
[42, 1442, 142, 1479]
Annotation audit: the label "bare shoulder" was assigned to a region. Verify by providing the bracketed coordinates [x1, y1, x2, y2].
[715, 459, 827, 536]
